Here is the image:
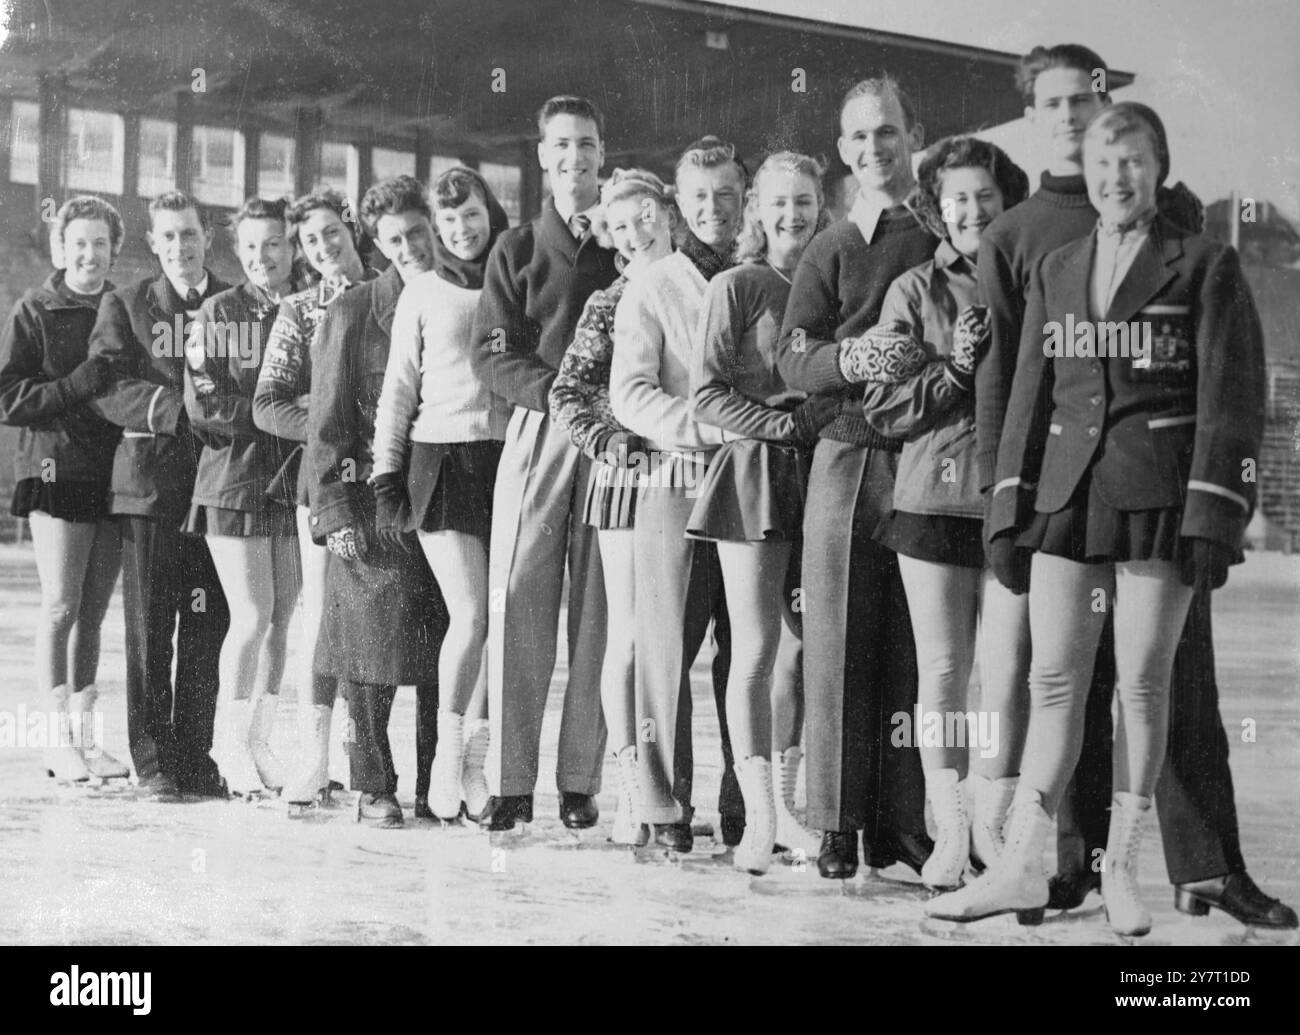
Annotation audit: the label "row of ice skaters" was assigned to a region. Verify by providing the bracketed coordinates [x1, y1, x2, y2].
[3, 41, 1296, 941]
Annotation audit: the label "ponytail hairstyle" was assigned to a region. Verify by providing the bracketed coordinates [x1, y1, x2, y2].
[733, 151, 829, 264]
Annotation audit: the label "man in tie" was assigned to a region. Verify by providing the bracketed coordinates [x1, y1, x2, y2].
[87, 190, 232, 801]
[470, 95, 620, 830]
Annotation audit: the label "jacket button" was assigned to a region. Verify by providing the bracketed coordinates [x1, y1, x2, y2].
[1087, 426, 1100, 437]
[1090, 395, 1102, 407]
[311, 516, 319, 525]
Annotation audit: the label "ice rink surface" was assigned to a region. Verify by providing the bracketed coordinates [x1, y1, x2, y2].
[1, 543, 1296, 945]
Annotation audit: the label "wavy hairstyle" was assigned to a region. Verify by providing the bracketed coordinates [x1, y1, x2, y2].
[595, 167, 681, 255]
[913, 136, 1030, 239]
[733, 151, 829, 264]
[56, 195, 125, 257]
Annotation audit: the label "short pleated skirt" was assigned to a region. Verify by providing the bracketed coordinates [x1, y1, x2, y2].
[1016, 473, 1240, 567]
[407, 440, 502, 540]
[184, 500, 298, 538]
[685, 439, 809, 542]
[11, 477, 109, 524]
[874, 510, 984, 568]
[583, 461, 639, 530]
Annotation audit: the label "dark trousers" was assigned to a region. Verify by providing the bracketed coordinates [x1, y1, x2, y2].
[118, 515, 229, 786]
[804, 441, 927, 841]
[346, 680, 438, 798]
[1059, 588, 1245, 885]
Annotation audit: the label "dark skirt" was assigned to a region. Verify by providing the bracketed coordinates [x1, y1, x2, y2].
[406, 440, 502, 541]
[184, 501, 298, 538]
[1016, 472, 1238, 567]
[10, 477, 109, 524]
[685, 439, 808, 542]
[874, 510, 984, 568]
[314, 518, 449, 685]
[583, 461, 639, 530]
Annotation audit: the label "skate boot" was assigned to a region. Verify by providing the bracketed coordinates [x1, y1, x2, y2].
[1102, 792, 1153, 937]
[733, 756, 777, 875]
[69, 686, 129, 780]
[40, 685, 90, 782]
[968, 772, 1017, 869]
[609, 745, 649, 846]
[921, 767, 970, 891]
[461, 719, 490, 822]
[428, 711, 466, 821]
[925, 784, 1050, 925]
[216, 697, 268, 798]
[249, 693, 287, 793]
[285, 703, 333, 813]
[773, 746, 821, 858]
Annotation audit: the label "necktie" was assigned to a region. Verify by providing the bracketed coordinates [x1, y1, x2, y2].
[569, 214, 591, 242]
[185, 288, 202, 308]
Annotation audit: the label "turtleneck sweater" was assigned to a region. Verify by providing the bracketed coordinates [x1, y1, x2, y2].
[974, 171, 1099, 491]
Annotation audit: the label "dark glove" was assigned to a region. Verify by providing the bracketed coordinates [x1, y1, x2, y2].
[1178, 537, 1233, 593]
[596, 429, 647, 469]
[62, 355, 110, 400]
[372, 473, 413, 554]
[948, 305, 990, 379]
[790, 394, 840, 443]
[326, 524, 369, 562]
[986, 534, 1032, 595]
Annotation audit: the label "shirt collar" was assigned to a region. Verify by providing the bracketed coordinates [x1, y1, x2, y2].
[553, 194, 600, 228]
[1099, 206, 1157, 238]
[848, 184, 927, 243]
[933, 239, 972, 271]
[167, 271, 209, 303]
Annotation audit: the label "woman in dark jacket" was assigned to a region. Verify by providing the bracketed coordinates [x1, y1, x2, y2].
[0, 195, 128, 782]
[928, 103, 1266, 936]
[184, 197, 301, 795]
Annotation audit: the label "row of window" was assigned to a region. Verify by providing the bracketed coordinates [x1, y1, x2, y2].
[5, 102, 523, 222]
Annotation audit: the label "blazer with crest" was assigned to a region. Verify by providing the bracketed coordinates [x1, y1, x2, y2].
[86, 270, 231, 518]
[990, 216, 1265, 552]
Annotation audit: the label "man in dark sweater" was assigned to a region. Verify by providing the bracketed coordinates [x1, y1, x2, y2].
[470, 96, 620, 831]
[86, 190, 231, 802]
[977, 44, 1295, 928]
[777, 75, 937, 879]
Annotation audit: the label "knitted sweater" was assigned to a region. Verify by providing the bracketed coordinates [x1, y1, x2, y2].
[974, 172, 1096, 491]
[372, 271, 509, 475]
[776, 205, 938, 447]
[692, 262, 803, 441]
[610, 250, 726, 457]
[548, 273, 632, 460]
[471, 197, 619, 413]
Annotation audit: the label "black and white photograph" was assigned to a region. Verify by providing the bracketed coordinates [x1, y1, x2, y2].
[0, 0, 1296, 974]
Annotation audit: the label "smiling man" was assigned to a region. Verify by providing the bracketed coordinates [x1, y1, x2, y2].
[307, 175, 448, 828]
[470, 96, 620, 831]
[776, 75, 939, 880]
[85, 190, 232, 801]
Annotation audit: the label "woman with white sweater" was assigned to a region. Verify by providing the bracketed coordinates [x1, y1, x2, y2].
[548, 168, 677, 845]
[371, 167, 511, 821]
[609, 137, 744, 853]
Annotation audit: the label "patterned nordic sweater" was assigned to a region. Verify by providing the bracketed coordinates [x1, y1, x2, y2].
[547, 273, 631, 460]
